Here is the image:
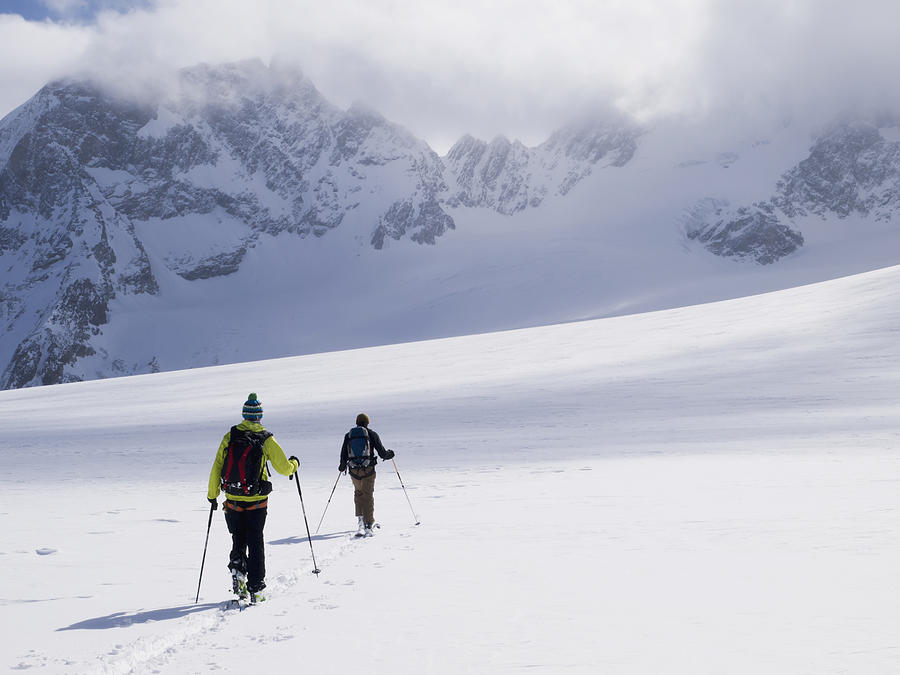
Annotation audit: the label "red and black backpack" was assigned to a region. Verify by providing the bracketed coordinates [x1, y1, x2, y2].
[221, 426, 272, 496]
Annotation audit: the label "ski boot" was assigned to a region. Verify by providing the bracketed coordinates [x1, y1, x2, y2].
[231, 570, 249, 600]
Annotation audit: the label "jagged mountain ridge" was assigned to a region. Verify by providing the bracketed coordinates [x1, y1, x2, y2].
[683, 121, 900, 263]
[0, 60, 641, 388]
[443, 121, 638, 214]
[2, 60, 900, 389]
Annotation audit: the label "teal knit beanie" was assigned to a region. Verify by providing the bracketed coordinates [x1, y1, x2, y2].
[242, 393, 263, 421]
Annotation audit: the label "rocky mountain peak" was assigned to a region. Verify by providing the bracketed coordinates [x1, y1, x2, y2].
[683, 119, 900, 264]
[775, 121, 900, 220]
[442, 118, 641, 214]
[543, 119, 639, 167]
[0, 61, 458, 387]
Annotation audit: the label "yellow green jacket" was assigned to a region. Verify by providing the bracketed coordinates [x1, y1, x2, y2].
[208, 420, 299, 502]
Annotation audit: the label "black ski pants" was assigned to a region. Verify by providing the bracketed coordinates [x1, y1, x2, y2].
[224, 506, 267, 592]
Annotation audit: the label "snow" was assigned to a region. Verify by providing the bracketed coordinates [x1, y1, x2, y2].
[878, 125, 900, 143]
[133, 209, 251, 274]
[172, 149, 295, 218]
[85, 167, 134, 188]
[136, 107, 182, 140]
[2, 261, 900, 673]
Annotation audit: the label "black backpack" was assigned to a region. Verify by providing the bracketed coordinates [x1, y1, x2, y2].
[347, 426, 374, 468]
[221, 426, 273, 496]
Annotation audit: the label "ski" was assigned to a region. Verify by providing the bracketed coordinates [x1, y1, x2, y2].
[224, 593, 266, 611]
[224, 572, 264, 611]
[353, 522, 380, 538]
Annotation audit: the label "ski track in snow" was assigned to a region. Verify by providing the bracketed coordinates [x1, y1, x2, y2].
[97, 511, 422, 674]
[8, 499, 417, 674]
[99, 536, 358, 674]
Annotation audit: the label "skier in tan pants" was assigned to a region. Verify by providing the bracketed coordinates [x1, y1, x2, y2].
[339, 413, 395, 537]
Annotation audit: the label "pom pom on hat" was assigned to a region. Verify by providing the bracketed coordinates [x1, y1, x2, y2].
[243, 392, 263, 421]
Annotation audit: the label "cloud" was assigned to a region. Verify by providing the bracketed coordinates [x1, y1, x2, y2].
[1, 0, 899, 152]
[41, 0, 90, 14]
[685, 1, 900, 126]
[0, 14, 94, 115]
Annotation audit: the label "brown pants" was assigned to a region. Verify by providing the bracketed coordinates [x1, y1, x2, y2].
[350, 471, 376, 525]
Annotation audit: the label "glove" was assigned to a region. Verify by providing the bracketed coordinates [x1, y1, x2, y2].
[208, 498, 218, 510]
[338, 464, 347, 473]
[383, 448, 395, 460]
[289, 455, 300, 471]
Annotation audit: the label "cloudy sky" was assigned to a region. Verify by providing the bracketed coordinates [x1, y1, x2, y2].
[0, 0, 898, 152]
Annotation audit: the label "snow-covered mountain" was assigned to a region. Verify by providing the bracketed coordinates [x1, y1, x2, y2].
[443, 119, 639, 214]
[683, 121, 900, 263]
[0, 61, 457, 388]
[2, 59, 900, 389]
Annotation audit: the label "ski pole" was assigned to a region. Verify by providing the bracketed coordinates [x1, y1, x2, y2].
[292, 470, 322, 575]
[195, 501, 216, 603]
[391, 457, 420, 526]
[315, 472, 343, 535]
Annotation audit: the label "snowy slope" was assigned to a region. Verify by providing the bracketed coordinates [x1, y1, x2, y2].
[1, 263, 899, 673]
[2, 61, 900, 389]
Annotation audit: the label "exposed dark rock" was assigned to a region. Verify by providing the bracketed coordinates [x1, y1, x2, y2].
[91, 225, 116, 268]
[3, 339, 42, 389]
[0, 225, 25, 252]
[54, 278, 108, 329]
[774, 122, 900, 220]
[31, 232, 73, 271]
[685, 201, 804, 264]
[178, 246, 247, 280]
[372, 196, 455, 249]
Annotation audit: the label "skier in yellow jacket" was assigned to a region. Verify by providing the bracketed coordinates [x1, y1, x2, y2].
[208, 393, 299, 603]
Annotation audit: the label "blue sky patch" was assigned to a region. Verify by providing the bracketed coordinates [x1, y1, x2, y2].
[0, 0, 151, 23]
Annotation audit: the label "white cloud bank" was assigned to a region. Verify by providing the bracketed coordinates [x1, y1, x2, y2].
[1, 0, 899, 152]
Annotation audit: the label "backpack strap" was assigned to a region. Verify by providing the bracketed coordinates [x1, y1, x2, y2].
[222, 425, 240, 484]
